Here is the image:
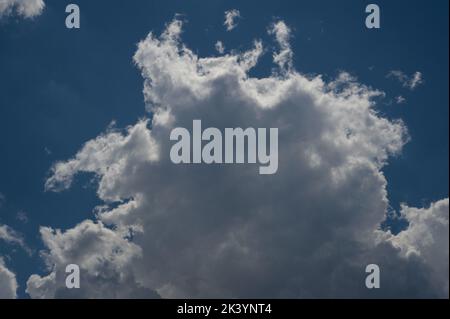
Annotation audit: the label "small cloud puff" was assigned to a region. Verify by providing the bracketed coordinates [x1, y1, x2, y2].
[387, 70, 423, 90]
[395, 95, 406, 104]
[215, 40, 225, 54]
[224, 9, 240, 31]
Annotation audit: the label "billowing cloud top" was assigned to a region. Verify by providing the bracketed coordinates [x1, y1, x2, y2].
[26, 17, 448, 299]
[387, 198, 449, 295]
[0, 0, 45, 18]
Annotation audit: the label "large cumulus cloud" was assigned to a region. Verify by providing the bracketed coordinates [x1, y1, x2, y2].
[28, 18, 448, 298]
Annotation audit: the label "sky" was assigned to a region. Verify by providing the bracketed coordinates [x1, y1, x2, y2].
[0, 0, 448, 299]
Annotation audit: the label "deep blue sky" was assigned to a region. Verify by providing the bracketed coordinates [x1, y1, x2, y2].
[0, 0, 448, 298]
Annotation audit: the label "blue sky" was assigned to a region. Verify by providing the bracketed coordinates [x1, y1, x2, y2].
[0, 0, 448, 298]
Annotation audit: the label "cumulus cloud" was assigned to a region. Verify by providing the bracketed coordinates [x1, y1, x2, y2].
[26, 220, 160, 298]
[0, 0, 45, 18]
[30, 17, 448, 298]
[386, 199, 449, 296]
[45, 120, 160, 196]
[0, 257, 17, 299]
[224, 9, 240, 31]
[387, 70, 423, 90]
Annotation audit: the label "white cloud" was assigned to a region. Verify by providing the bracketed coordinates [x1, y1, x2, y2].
[29, 17, 448, 298]
[45, 119, 160, 197]
[387, 70, 423, 90]
[409, 72, 423, 89]
[386, 198, 449, 296]
[215, 40, 225, 54]
[0, 0, 45, 18]
[268, 21, 293, 72]
[26, 220, 159, 298]
[224, 9, 240, 31]
[0, 224, 31, 254]
[0, 257, 17, 299]
[395, 95, 406, 104]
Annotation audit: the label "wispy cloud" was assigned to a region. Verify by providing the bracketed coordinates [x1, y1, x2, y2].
[0, 224, 32, 255]
[268, 21, 293, 71]
[395, 95, 406, 104]
[387, 70, 424, 90]
[215, 40, 225, 54]
[224, 9, 240, 31]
